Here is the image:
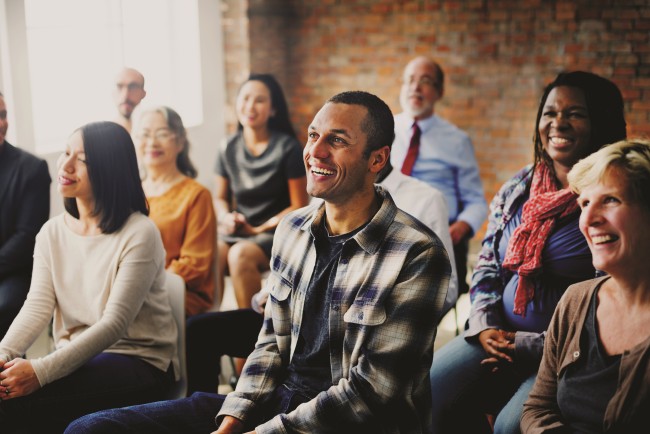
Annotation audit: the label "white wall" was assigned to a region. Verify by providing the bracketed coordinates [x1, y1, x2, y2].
[0, 0, 226, 218]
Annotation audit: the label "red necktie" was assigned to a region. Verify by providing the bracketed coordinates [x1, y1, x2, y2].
[401, 122, 421, 175]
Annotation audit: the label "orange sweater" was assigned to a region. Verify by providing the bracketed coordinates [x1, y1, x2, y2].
[147, 178, 216, 316]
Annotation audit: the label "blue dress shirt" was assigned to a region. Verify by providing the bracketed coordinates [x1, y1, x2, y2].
[391, 112, 487, 234]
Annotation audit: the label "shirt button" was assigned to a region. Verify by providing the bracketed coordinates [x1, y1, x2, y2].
[358, 312, 364, 320]
[332, 305, 339, 311]
[573, 351, 580, 359]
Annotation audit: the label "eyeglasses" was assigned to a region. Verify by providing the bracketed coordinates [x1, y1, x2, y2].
[116, 83, 144, 92]
[403, 76, 439, 88]
[136, 130, 175, 142]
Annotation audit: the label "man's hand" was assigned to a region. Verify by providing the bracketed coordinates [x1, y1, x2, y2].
[449, 220, 472, 245]
[212, 415, 246, 434]
[0, 358, 41, 400]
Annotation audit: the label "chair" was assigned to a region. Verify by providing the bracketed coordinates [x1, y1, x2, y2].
[164, 271, 188, 399]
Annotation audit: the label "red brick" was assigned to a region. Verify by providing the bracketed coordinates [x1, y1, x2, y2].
[222, 0, 650, 239]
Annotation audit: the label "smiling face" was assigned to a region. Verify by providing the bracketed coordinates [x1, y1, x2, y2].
[236, 80, 275, 131]
[578, 168, 650, 277]
[399, 57, 442, 120]
[304, 102, 385, 205]
[135, 111, 181, 170]
[539, 86, 592, 175]
[58, 130, 93, 203]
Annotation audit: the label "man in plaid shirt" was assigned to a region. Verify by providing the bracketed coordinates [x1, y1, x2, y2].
[65, 91, 451, 434]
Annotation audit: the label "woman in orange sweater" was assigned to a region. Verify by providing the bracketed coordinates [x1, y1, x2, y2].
[135, 106, 216, 316]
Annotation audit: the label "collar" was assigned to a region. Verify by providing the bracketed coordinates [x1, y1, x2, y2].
[380, 167, 403, 191]
[399, 112, 438, 134]
[299, 185, 397, 255]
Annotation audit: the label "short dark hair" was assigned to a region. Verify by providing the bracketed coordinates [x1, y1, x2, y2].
[139, 106, 197, 178]
[64, 121, 148, 233]
[238, 73, 296, 139]
[533, 71, 627, 175]
[327, 91, 395, 158]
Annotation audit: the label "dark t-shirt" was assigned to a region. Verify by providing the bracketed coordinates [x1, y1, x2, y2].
[284, 220, 364, 398]
[214, 131, 305, 227]
[557, 286, 621, 433]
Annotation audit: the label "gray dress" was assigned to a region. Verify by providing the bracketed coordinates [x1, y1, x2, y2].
[214, 130, 305, 257]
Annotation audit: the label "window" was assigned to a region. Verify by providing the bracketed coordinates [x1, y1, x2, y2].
[23, 0, 202, 154]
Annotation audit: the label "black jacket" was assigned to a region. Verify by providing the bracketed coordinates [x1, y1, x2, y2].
[0, 141, 51, 278]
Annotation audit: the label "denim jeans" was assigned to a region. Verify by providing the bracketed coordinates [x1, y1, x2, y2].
[65, 392, 226, 434]
[430, 334, 537, 434]
[0, 353, 172, 434]
[65, 385, 311, 434]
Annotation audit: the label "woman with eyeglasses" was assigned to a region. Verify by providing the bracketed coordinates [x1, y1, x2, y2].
[134, 106, 217, 317]
[214, 74, 309, 308]
[0, 122, 178, 433]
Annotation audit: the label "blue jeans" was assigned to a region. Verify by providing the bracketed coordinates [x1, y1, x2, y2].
[430, 334, 537, 434]
[65, 385, 311, 433]
[65, 392, 226, 434]
[0, 353, 172, 434]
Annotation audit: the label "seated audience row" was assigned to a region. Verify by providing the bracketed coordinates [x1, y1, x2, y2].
[2, 63, 646, 434]
[522, 138, 650, 432]
[430, 71, 627, 433]
[0, 122, 178, 433]
[65, 90, 453, 434]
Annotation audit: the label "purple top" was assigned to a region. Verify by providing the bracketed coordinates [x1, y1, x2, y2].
[499, 196, 594, 333]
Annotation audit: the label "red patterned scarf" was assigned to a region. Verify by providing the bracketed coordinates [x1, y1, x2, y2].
[502, 163, 579, 316]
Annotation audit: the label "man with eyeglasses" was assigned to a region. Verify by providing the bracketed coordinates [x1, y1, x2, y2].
[391, 56, 487, 301]
[113, 67, 147, 133]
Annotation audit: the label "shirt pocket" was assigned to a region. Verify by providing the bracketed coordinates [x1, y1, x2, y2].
[344, 302, 386, 326]
[267, 273, 293, 340]
[268, 273, 292, 302]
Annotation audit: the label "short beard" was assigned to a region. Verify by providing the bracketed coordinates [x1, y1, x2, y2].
[400, 94, 431, 119]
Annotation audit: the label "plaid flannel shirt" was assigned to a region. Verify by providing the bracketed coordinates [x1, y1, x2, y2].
[217, 186, 450, 433]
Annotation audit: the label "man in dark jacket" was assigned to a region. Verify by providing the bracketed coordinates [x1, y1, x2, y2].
[0, 91, 51, 339]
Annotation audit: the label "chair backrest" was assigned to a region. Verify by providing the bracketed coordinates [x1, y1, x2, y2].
[164, 271, 187, 399]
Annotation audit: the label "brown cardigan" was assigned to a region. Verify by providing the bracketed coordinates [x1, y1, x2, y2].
[521, 276, 650, 434]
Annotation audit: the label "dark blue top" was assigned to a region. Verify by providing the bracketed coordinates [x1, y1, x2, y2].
[285, 221, 363, 398]
[499, 196, 594, 332]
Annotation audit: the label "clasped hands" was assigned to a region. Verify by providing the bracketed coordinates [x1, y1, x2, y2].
[0, 358, 41, 400]
[220, 212, 259, 237]
[478, 329, 516, 372]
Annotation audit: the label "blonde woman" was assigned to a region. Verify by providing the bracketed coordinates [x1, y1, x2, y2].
[522, 140, 650, 433]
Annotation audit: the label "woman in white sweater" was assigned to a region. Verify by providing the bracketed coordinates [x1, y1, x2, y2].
[0, 121, 178, 433]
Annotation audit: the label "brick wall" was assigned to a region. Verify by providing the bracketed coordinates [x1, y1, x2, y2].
[221, 0, 650, 240]
[221, 0, 251, 132]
